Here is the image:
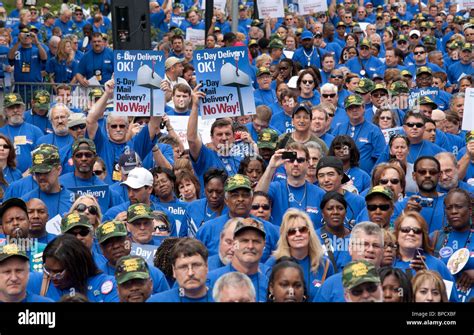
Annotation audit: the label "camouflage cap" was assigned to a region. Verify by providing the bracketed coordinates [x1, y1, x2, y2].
[4, 93, 25, 108]
[343, 260, 380, 290]
[43, 3, 52, 9]
[248, 39, 258, 47]
[448, 41, 459, 50]
[30, 145, 60, 173]
[390, 15, 399, 21]
[371, 83, 388, 94]
[251, 19, 262, 27]
[29, 24, 39, 32]
[400, 69, 413, 77]
[400, 20, 409, 27]
[365, 185, 394, 201]
[33, 90, 51, 110]
[355, 78, 375, 94]
[234, 217, 266, 238]
[418, 96, 437, 109]
[224, 174, 252, 192]
[461, 42, 472, 52]
[72, 138, 97, 154]
[238, 4, 246, 10]
[0, 244, 29, 263]
[256, 66, 271, 77]
[43, 12, 55, 20]
[389, 80, 409, 95]
[466, 131, 474, 143]
[416, 66, 432, 76]
[115, 255, 150, 285]
[359, 38, 372, 48]
[344, 94, 364, 108]
[423, 35, 436, 46]
[88, 87, 104, 99]
[257, 128, 279, 150]
[454, 16, 464, 24]
[397, 34, 408, 42]
[60, 212, 92, 233]
[336, 21, 346, 28]
[420, 21, 433, 29]
[96, 220, 128, 244]
[127, 203, 154, 223]
[268, 38, 285, 49]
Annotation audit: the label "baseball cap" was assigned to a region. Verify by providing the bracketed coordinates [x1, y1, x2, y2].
[461, 42, 472, 52]
[416, 66, 432, 76]
[127, 203, 154, 223]
[165, 57, 184, 70]
[4, 93, 25, 108]
[33, 90, 51, 110]
[118, 150, 142, 175]
[359, 38, 371, 48]
[60, 212, 93, 234]
[256, 66, 271, 77]
[371, 83, 388, 94]
[224, 174, 252, 192]
[409, 30, 420, 38]
[72, 138, 96, 155]
[342, 260, 381, 290]
[423, 35, 436, 46]
[96, 220, 128, 244]
[0, 244, 29, 263]
[248, 39, 258, 47]
[115, 255, 150, 285]
[365, 185, 394, 201]
[68, 113, 87, 128]
[222, 32, 236, 43]
[400, 69, 412, 78]
[301, 30, 313, 40]
[257, 128, 278, 150]
[292, 103, 312, 118]
[43, 12, 55, 20]
[418, 96, 437, 109]
[89, 87, 104, 99]
[316, 156, 350, 183]
[337, 22, 346, 28]
[355, 78, 375, 94]
[234, 217, 266, 238]
[397, 34, 408, 42]
[30, 145, 60, 173]
[344, 94, 364, 109]
[466, 131, 474, 143]
[268, 39, 285, 49]
[251, 19, 262, 27]
[0, 198, 28, 221]
[389, 81, 409, 95]
[121, 167, 153, 189]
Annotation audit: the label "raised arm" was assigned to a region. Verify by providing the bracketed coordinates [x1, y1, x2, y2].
[87, 78, 114, 140]
[187, 84, 206, 161]
[255, 149, 286, 192]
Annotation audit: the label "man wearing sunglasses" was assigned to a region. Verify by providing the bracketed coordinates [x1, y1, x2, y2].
[58, 113, 88, 175]
[410, 66, 451, 111]
[343, 260, 383, 302]
[292, 30, 321, 69]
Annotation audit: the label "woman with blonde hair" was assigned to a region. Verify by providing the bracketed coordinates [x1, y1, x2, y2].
[69, 194, 103, 229]
[412, 270, 448, 302]
[45, 36, 77, 84]
[265, 208, 334, 300]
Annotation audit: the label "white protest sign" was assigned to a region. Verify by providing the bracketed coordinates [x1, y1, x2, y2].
[186, 28, 205, 47]
[458, 0, 474, 10]
[214, 0, 227, 12]
[258, 0, 285, 18]
[381, 126, 403, 144]
[168, 115, 213, 149]
[461, 88, 474, 131]
[46, 214, 62, 235]
[298, 0, 328, 16]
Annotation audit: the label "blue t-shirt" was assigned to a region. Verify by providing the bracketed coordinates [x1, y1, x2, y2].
[4, 175, 36, 199]
[207, 254, 226, 272]
[9, 46, 45, 83]
[45, 57, 78, 83]
[147, 286, 214, 302]
[158, 198, 188, 237]
[345, 56, 383, 78]
[316, 227, 352, 273]
[77, 47, 114, 84]
[313, 271, 345, 302]
[36, 133, 74, 148]
[22, 187, 74, 218]
[23, 110, 53, 134]
[20, 291, 54, 303]
[292, 46, 321, 68]
[269, 111, 294, 134]
[346, 167, 371, 193]
[183, 198, 228, 238]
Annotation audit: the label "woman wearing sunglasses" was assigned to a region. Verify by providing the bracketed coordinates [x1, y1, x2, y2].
[370, 162, 407, 202]
[265, 209, 334, 301]
[71, 195, 102, 229]
[297, 69, 321, 106]
[249, 191, 272, 222]
[393, 211, 456, 297]
[27, 234, 118, 302]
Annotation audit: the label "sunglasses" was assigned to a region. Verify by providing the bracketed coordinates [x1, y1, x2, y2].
[399, 226, 423, 234]
[372, 93, 387, 98]
[302, 80, 314, 85]
[0, 144, 11, 149]
[110, 124, 127, 129]
[67, 226, 91, 237]
[367, 204, 391, 211]
[416, 169, 439, 176]
[420, 28, 428, 32]
[287, 157, 307, 164]
[251, 204, 270, 211]
[322, 93, 337, 98]
[360, 46, 370, 50]
[287, 226, 309, 236]
[93, 170, 104, 176]
[350, 282, 379, 296]
[154, 225, 169, 232]
[398, 41, 408, 44]
[70, 123, 86, 131]
[414, 51, 425, 55]
[327, 113, 335, 117]
[410, 35, 420, 39]
[405, 122, 424, 128]
[380, 178, 400, 185]
[75, 203, 99, 215]
[380, 116, 392, 121]
[330, 75, 344, 79]
[74, 152, 94, 159]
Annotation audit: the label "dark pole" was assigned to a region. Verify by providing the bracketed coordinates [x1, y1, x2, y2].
[253, 0, 259, 19]
[205, 0, 214, 39]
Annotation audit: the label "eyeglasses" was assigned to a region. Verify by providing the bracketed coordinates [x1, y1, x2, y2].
[410, 35, 420, 39]
[288, 157, 307, 164]
[43, 267, 66, 280]
[380, 116, 392, 121]
[420, 28, 428, 32]
[322, 93, 337, 98]
[93, 169, 104, 176]
[330, 75, 344, 79]
[372, 93, 387, 98]
[400, 226, 423, 235]
[66, 226, 91, 237]
[287, 226, 309, 236]
[416, 169, 439, 176]
[251, 204, 270, 211]
[360, 46, 370, 50]
[367, 204, 391, 211]
[380, 178, 400, 185]
[75, 203, 99, 215]
[405, 122, 424, 128]
[350, 282, 379, 296]
[175, 262, 205, 273]
[414, 51, 425, 55]
[0, 144, 11, 149]
[384, 242, 397, 249]
[74, 152, 94, 159]
[302, 80, 314, 85]
[110, 124, 127, 129]
[398, 41, 408, 45]
[327, 113, 335, 117]
[154, 225, 169, 232]
[70, 123, 86, 131]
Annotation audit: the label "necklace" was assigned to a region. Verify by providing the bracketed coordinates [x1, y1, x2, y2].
[287, 182, 307, 207]
[302, 47, 314, 67]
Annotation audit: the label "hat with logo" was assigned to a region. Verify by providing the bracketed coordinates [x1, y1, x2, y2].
[359, 38, 371, 48]
[390, 15, 399, 22]
[115, 255, 150, 285]
[268, 38, 285, 49]
[344, 94, 364, 108]
[400, 20, 409, 27]
[0, 244, 29, 263]
[234, 217, 266, 238]
[257, 128, 279, 150]
[238, 4, 246, 10]
[224, 174, 252, 192]
[418, 96, 437, 109]
[397, 34, 408, 42]
[292, 103, 312, 118]
[248, 39, 258, 47]
[400, 69, 412, 78]
[60, 212, 92, 233]
[72, 138, 96, 155]
[121, 167, 153, 189]
[454, 16, 464, 24]
[355, 78, 375, 94]
[352, 26, 363, 34]
[4, 93, 25, 108]
[365, 185, 394, 201]
[389, 80, 409, 95]
[371, 83, 388, 94]
[343, 260, 381, 290]
[43, 3, 52, 9]
[447, 41, 459, 50]
[461, 42, 472, 52]
[33, 90, 50, 110]
[127, 203, 154, 223]
[251, 19, 262, 27]
[30, 145, 60, 173]
[0, 198, 28, 221]
[43, 12, 55, 20]
[68, 113, 87, 128]
[416, 66, 432, 76]
[96, 220, 128, 244]
[423, 35, 436, 46]
[118, 150, 142, 175]
[337, 22, 346, 28]
[89, 87, 104, 99]
[316, 156, 350, 183]
[256, 66, 271, 77]
[165, 57, 184, 70]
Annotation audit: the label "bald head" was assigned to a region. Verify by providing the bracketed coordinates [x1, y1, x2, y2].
[26, 198, 49, 237]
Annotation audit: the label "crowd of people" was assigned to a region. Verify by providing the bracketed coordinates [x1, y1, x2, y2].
[0, 0, 472, 303]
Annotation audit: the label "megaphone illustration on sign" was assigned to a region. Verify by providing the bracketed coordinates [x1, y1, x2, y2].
[220, 55, 250, 117]
[137, 61, 163, 116]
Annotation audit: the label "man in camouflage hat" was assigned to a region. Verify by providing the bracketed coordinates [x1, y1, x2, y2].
[24, 90, 52, 134]
[254, 66, 277, 106]
[417, 96, 438, 118]
[365, 186, 395, 229]
[448, 42, 473, 86]
[22, 145, 74, 218]
[0, 93, 43, 173]
[354, 78, 375, 109]
[343, 260, 382, 302]
[414, 65, 451, 110]
[126, 203, 156, 245]
[268, 39, 285, 65]
[258, 128, 278, 163]
[390, 80, 410, 114]
[369, 83, 390, 116]
[345, 38, 383, 78]
[115, 255, 154, 302]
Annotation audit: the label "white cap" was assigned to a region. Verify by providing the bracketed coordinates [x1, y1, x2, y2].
[409, 29, 420, 37]
[121, 167, 153, 189]
[287, 76, 299, 89]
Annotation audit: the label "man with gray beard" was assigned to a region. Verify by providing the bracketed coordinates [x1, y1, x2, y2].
[435, 152, 474, 194]
[36, 104, 74, 149]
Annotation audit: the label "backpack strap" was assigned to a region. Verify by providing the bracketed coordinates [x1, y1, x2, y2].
[320, 226, 339, 273]
[320, 259, 330, 284]
[432, 229, 447, 258]
[40, 273, 51, 297]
